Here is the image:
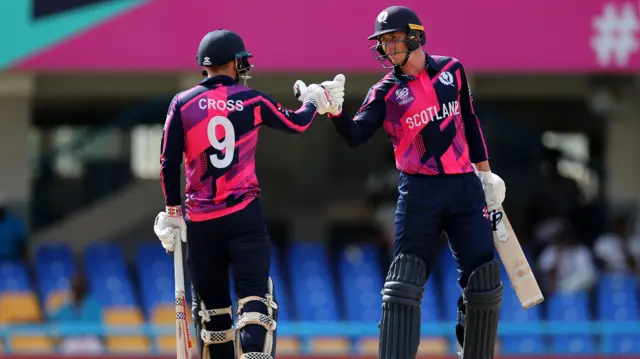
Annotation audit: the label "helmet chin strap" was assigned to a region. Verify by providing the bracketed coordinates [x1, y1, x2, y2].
[396, 47, 417, 67]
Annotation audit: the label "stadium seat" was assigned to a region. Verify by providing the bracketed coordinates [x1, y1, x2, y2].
[288, 242, 346, 353]
[0, 261, 32, 292]
[308, 337, 351, 354]
[548, 291, 596, 354]
[269, 248, 299, 353]
[136, 243, 174, 319]
[340, 244, 382, 322]
[155, 331, 197, 354]
[437, 247, 461, 321]
[276, 337, 302, 355]
[10, 336, 55, 353]
[86, 242, 147, 353]
[0, 261, 42, 325]
[0, 292, 42, 324]
[339, 244, 383, 354]
[103, 306, 150, 353]
[419, 275, 449, 355]
[84, 242, 137, 308]
[288, 242, 340, 321]
[34, 242, 76, 313]
[270, 248, 292, 322]
[597, 273, 640, 354]
[598, 273, 638, 320]
[498, 279, 545, 354]
[0, 260, 54, 351]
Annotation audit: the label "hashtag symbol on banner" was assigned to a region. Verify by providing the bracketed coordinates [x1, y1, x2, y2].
[591, 2, 640, 67]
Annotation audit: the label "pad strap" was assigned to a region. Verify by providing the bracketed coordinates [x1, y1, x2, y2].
[237, 295, 278, 332]
[199, 304, 234, 344]
[236, 278, 279, 359]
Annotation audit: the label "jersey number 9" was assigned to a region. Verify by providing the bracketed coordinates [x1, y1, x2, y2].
[207, 116, 235, 169]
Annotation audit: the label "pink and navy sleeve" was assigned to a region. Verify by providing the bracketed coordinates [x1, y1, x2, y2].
[329, 85, 386, 148]
[459, 64, 489, 163]
[259, 92, 316, 133]
[160, 95, 184, 207]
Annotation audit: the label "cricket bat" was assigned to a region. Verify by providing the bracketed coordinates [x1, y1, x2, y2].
[488, 205, 544, 309]
[174, 241, 193, 359]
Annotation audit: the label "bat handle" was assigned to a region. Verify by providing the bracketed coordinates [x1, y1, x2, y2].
[174, 241, 190, 359]
[174, 241, 185, 293]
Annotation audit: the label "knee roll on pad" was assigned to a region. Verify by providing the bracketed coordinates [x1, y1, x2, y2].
[235, 276, 279, 359]
[191, 290, 235, 359]
[459, 260, 503, 359]
[379, 253, 428, 359]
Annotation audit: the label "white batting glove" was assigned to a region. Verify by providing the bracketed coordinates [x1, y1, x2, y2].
[320, 74, 345, 115]
[294, 74, 345, 115]
[477, 171, 506, 210]
[153, 207, 187, 252]
[293, 81, 331, 114]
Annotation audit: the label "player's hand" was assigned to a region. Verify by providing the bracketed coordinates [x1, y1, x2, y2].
[320, 74, 346, 116]
[294, 74, 345, 115]
[295, 82, 332, 114]
[477, 171, 506, 210]
[153, 208, 187, 253]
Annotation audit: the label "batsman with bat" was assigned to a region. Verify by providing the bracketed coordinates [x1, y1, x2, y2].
[296, 5, 508, 359]
[152, 29, 341, 359]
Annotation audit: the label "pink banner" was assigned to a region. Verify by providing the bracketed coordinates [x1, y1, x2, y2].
[4, 355, 640, 359]
[13, 0, 640, 72]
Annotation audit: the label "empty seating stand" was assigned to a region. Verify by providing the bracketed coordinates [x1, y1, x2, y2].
[598, 273, 640, 354]
[84, 241, 150, 353]
[2, 240, 640, 355]
[339, 244, 382, 354]
[548, 290, 596, 354]
[288, 242, 348, 354]
[136, 242, 184, 353]
[0, 260, 53, 352]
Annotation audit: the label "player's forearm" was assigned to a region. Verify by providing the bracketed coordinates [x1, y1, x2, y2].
[288, 102, 317, 132]
[464, 117, 489, 163]
[261, 100, 316, 133]
[330, 111, 364, 147]
[160, 164, 182, 206]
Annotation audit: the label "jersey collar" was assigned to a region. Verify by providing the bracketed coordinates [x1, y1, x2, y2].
[200, 75, 236, 85]
[392, 52, 440, 83]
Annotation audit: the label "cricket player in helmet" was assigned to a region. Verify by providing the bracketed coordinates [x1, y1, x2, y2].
[153, 29, 342, 359]
[296, 6, 506, 359]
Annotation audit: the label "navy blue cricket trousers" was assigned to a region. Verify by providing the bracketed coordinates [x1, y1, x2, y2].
[393, 172, 495, 288]
[186, 197, 272, 354]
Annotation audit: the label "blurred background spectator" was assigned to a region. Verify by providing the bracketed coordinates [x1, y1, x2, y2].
[50, 274, 104, 355]
[539, 221, 598, 294]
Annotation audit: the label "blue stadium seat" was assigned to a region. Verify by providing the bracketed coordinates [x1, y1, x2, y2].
[598, 273, 638, 320]
[422, 274, 440, 322]
[0, 261, 31, 292]
[598, 273, 640, 354]
[498, 279, 545, 353]
[84, 241, 137, 308]
[438, 247, 460, 321]
[548, 291, 595, 354]
[34, 243, 76, 304]
[269, 248, 291, 321]
[339, 244, 382, 322]
[288, 242, 340, 321]
[136, 243, 174, 318]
